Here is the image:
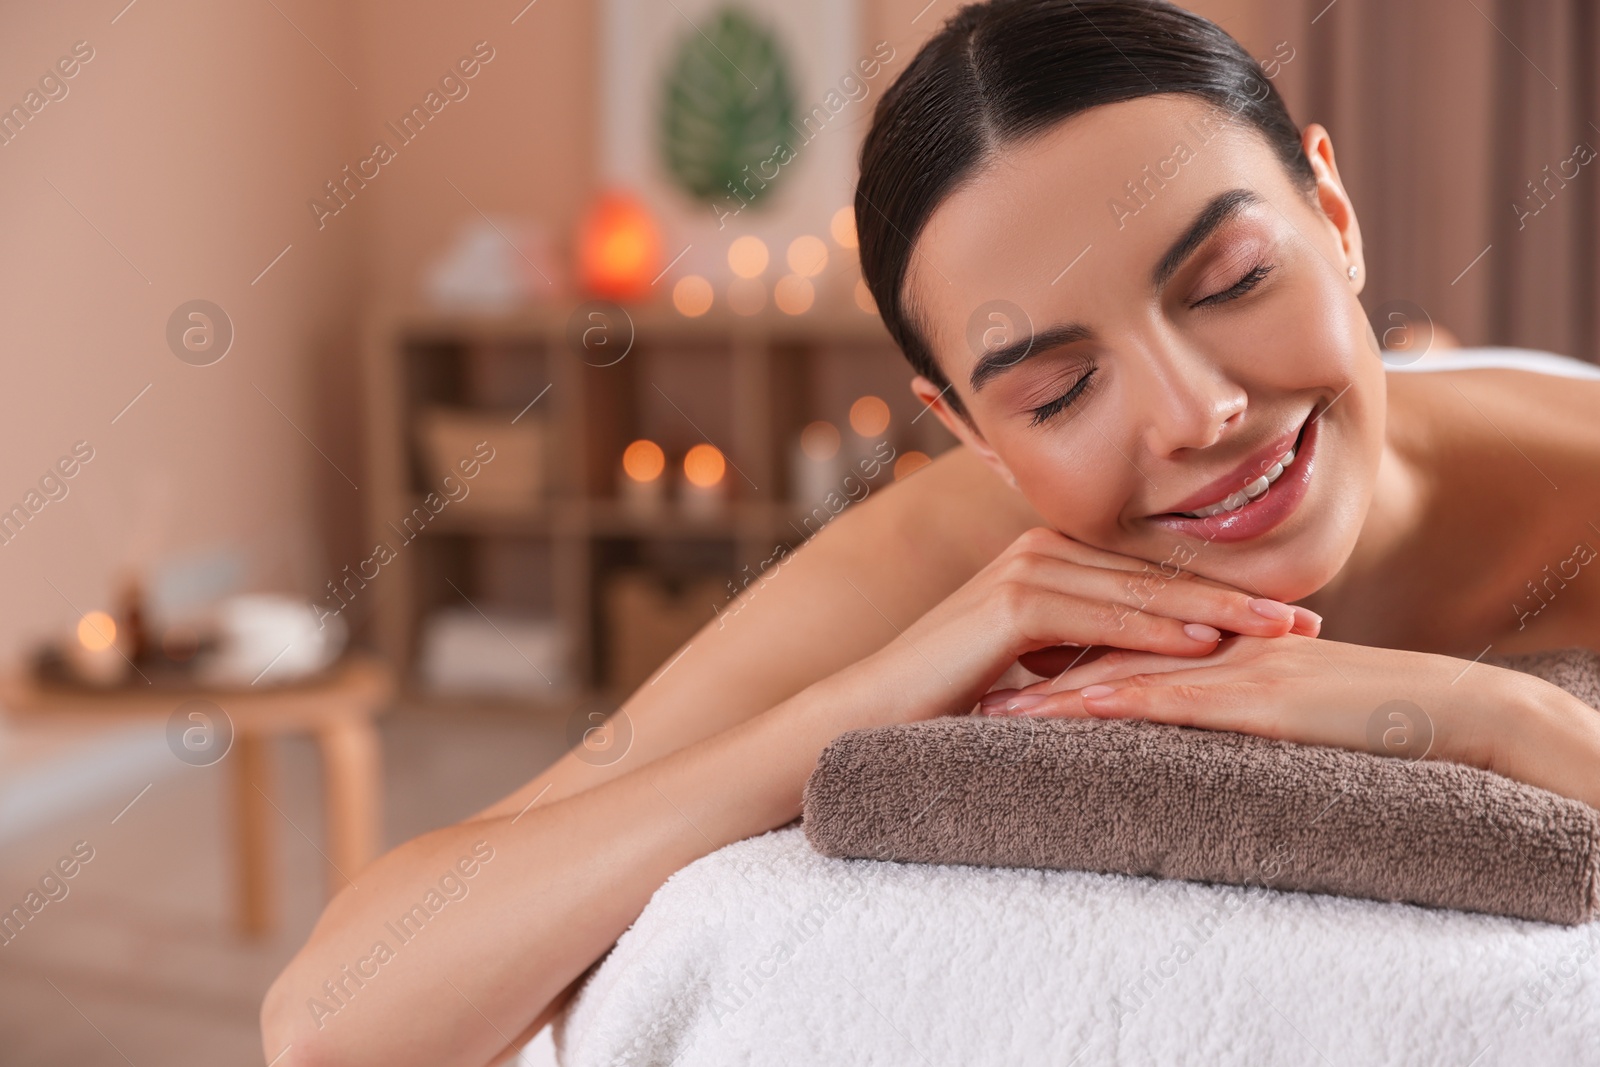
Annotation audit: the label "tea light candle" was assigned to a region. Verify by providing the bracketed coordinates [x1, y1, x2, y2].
[67, 610, 128, 687]
[680, 443, 728, 519]
[791, 420, 844, 506]
[620, 439, 666, 518]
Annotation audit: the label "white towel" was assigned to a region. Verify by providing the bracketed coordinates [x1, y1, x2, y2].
[551, 825, 1600, 1065]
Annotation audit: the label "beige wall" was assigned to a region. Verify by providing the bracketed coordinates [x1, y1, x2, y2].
[0, 0, 1281, 665]
[340, 0, 1277, 300]
[0, 0, 360, 663]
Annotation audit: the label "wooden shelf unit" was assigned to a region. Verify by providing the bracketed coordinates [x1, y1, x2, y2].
[361, 297, 952, 701]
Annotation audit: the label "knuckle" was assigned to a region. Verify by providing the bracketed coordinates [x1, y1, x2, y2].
[1087, 599, 1124, 633]
[1013, 526, 1060, 553]
[999, 551, 1040, 583]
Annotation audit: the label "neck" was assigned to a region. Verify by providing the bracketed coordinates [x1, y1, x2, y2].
[1299, 430, 1429, 618]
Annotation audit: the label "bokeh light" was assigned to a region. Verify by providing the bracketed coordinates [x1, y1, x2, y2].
[672, 275, 714, 317]
[831, 206, 858, 248]
[727, 277, 766, 316]
[799, 420, 841, 462]
[77, 611, 116, 651]
[728, 235, 769, 278]
[774, 274, 814, 315]
[894, 451, 932, 480]
[787, 235, 828, 278]
[622, 439, 666, 482]
[854, 278, 876, 314]
[683, 443, 727, 487]
[849, 395, 891, 437]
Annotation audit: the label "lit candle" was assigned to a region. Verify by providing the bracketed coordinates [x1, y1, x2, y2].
[791, 420, 844, 507]
[680, 443, 728, 519]
[619, 439, 666, 518]
[67, 610, 128, 686]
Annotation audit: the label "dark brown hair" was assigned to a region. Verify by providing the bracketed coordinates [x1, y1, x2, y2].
[854, 0, 1315, 416]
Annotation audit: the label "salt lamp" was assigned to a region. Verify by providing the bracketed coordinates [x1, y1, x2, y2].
[576, 190, 662, 301]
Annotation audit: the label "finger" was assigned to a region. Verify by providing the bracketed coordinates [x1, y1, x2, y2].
[1004, 555, 1302, 641]
[1292, 606, 1322, 637]
[1049, 679, 1261, 735]
[976, 687, 1022, 714]
[1009, 589, 1227, 658]
[1011, 529, 1320, 639]
[1044, 647, 1216, 692]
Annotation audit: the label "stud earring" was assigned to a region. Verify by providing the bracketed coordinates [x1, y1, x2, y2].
[1347, 264, 1359, 280]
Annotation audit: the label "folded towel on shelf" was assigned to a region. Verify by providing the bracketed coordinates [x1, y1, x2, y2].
[802, 647, 1600, 925]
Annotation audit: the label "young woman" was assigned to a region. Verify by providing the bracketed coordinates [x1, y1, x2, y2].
[262, 2, 1600, 1064]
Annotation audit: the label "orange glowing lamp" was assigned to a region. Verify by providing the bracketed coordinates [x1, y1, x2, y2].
[576, 190, 662, 301]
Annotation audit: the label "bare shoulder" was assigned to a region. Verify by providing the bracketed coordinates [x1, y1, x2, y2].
[1383, 364, 1600, 653]
[820, 442, 1045, 574]
[1386, 363, 1600, 471]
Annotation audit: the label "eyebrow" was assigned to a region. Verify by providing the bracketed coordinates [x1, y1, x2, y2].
[967, 188, 1263, 394]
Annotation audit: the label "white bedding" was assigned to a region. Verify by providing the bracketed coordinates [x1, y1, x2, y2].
[551, 825, 1600, 1066]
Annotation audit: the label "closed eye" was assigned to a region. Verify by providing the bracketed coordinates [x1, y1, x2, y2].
[1192, 262, 1274, 308]
[1029, 368, 1097, 426]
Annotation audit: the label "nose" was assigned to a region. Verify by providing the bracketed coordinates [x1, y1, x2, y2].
[1131, 338, 1249, 457]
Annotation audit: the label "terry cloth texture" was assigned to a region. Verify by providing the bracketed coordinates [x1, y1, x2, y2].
[802, 647, 1600, 925]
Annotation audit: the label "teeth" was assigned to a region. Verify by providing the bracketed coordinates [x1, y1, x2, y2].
[1176, 445, 1296, 519]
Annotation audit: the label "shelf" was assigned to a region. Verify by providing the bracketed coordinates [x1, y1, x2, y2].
[362, 297, 936, 695]
[370, 297, 894, 348]
[411, 496, 797, 541]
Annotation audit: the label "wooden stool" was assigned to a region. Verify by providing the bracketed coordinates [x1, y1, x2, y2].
[0, 654, 395, 937]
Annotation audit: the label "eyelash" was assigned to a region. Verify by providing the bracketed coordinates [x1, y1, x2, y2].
[1029, 368, 1097, 426]
[1192, 261, 1275, 308]
[1027, 261, 1274, 426]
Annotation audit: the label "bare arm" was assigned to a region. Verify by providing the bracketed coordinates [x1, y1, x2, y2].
[262, 450, 1309, 1067]
[260, 665, 888, 1067]
[262, 449, 1033, 1066]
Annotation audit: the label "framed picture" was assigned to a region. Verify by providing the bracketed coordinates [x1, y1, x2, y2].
[598, 0, 873, 283]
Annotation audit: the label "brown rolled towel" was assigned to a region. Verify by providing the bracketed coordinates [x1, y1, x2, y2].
[802, 647, 1600, 925]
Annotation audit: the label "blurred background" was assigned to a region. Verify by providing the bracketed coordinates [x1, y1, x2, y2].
[0, 0, 1595, 1063]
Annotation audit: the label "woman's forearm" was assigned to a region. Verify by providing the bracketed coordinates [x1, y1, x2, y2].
[1490, 669, 1600, 810]
[260, 671, 875, 1067]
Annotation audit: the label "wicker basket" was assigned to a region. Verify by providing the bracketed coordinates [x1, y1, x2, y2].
[417, 407, 544, 510]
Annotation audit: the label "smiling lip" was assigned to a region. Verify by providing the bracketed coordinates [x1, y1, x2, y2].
[1148, 409, 1319, 544]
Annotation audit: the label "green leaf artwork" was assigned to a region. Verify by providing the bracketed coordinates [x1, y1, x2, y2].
[658, 6, 798, 208]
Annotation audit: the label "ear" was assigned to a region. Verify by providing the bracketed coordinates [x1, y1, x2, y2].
[1300, 122, 1365, 294]
[909, 375, 1020, 489]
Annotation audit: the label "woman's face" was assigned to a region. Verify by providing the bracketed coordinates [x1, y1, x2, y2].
[906, 93, 1386, 603]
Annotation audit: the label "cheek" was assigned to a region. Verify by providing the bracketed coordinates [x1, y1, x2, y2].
[998, 431, 1131, 540]
[1238, 272, 1366, 390]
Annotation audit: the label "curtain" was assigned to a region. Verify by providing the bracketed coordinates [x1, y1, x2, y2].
[1237, 0, 1600, 362]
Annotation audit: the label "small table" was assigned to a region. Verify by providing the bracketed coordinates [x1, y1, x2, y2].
[0, 654, 395, 937]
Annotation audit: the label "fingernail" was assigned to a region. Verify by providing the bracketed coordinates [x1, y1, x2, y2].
[1080, 685, 1116, 699]
[1248, 598, 1295, 621]
[1003, 693, 1049, 712]
[1293, 606, 1323, 629]
[1183, 622, 1222, 642]
[980, 689, 1019, 711]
